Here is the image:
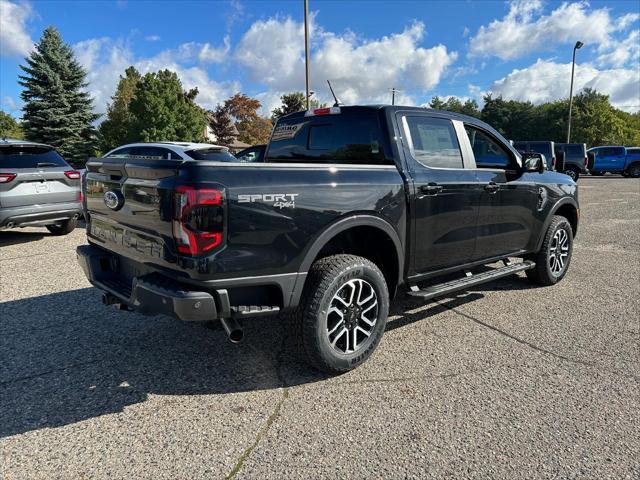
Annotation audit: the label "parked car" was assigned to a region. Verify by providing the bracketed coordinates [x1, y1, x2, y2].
[77, 106, 579, 373]
[554, 143, 589, 181]
[587, 146, 640, 177]
[0, 139, 82, 234]
[513, 141, 556, 170]
[103, 142, 236, 161]
[234, 144, 266, 163]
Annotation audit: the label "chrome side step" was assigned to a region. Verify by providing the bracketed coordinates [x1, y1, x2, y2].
[407, 261, 535, 300]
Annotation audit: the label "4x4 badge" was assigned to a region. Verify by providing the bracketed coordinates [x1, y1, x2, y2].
[104, 190, 124, 211]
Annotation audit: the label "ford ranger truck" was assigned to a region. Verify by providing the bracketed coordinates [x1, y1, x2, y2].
[77, 106, 579, 373]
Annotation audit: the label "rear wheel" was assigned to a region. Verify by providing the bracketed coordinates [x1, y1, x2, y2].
[627, 164, 640, 178]
[292, 254, 389, 373]
[46, 217, 77, 236]
[525, 215, 573, 286]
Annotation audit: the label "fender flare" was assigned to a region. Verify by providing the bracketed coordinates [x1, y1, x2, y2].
[298, 214, 404, 283]
[536, 197, 579, 250]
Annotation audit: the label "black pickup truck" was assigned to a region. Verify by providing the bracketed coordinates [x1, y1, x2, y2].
[77, 106, 579, 373]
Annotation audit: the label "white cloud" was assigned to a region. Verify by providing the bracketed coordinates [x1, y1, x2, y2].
[235, 17, 457, 105]
[73, 38, 239, 115]
[489, 59, 640, 112]
[1, 95, 20, 113]
[0, 0, 35, 58]
[145, 35, 161, 42]
[469, 0, 638, 61]
[198, 36, 231, 64]
[596, 30, 640, 68]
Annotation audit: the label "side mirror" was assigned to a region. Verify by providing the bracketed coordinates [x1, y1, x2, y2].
[522, 152, 545, 173]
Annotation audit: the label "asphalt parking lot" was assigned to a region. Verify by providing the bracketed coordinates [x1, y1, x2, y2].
[1, 176, 638, 479]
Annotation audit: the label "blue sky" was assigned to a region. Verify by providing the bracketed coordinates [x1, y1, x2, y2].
[1, 0, 639, 117]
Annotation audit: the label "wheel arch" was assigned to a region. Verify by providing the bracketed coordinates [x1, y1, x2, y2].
[297, 215, 404, 299]
[536, 197, 579, 250]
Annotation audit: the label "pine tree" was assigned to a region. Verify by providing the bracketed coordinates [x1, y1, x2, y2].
[207, 106, 236, 146]
[19, 26, 99, 164]
[98, 66, 141, 152]
[128, 70, 207, 142]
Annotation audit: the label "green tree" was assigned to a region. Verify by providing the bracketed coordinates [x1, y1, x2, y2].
[19, 26, 99, 164]
[429, 96, 480, 118]
[271, 92, 325, 121]
[0, 111, 24, 139]
[128, 70, 207, 142]
[207, 106, 236, 146]
[571, 89, 627, 146]
[98, 66, 141, 151]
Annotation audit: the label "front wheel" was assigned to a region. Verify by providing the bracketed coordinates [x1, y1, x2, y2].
[525, 215, 573, 286]
[46, 217, 77, 236]
[293, 254, 389, 374]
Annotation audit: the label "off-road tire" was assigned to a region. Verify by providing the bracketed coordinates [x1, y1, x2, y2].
[627, 164, 640, 178]
[292, 254, 389, 374]
[46, 218, 77, 236]
[525, 215, 573, 286]
[564, 167, 579, 181]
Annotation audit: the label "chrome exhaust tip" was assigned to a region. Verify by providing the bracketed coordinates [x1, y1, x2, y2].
[220, 317, 244, 344]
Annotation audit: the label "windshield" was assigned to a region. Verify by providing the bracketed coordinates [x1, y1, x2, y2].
[0, 146, 69, 169]
[184, 149, 237, 161]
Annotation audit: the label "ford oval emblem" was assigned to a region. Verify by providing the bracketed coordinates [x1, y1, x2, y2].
[104, 190, 124, 211]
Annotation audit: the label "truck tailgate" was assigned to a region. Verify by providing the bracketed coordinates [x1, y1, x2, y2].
[85, 157, 180, 266]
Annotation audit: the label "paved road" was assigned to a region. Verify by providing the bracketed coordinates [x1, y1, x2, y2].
[1, 177, 638, 479]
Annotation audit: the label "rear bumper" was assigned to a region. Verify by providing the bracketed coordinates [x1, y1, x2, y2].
[0, 202, 82, 228]
[76, 244, 299, 321]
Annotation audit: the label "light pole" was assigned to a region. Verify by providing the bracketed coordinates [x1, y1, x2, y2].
[304, 0, 311, 110]
[566, 40, 583, 143]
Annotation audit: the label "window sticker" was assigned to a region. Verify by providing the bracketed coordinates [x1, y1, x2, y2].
[271, 122, 306, 141]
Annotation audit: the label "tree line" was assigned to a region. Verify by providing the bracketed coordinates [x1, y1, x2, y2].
[1, 26, 638, 166]
[428, 92, 640, 147]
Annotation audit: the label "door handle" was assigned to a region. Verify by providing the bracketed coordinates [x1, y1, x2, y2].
[420, 183, 443, 195]
[484, 182, 500, 194]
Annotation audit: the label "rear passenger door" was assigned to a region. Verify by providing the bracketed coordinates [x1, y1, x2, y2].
[398, 113, 482, 274]
[463, 125, 538, 260]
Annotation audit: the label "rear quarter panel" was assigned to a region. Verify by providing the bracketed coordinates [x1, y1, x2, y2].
[180, 163, 407, 279]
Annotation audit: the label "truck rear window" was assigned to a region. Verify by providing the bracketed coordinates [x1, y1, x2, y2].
[564, 145, 584, 156]
[267, 111, 390, 165]
[0, 146, 69, 169]
[184, 149, 237, 161]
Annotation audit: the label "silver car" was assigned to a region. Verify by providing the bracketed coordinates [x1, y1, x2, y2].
[0, 138, 83, 235]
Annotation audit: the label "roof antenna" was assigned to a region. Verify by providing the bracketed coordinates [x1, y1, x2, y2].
[327, 80, 342, 107]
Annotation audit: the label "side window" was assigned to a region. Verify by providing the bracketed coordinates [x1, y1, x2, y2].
[614, 147, 626, 156]
[403, 116, 462, 169]
[628, 148, 640, 155]
[236, 148, 258, 162]
[465, 126, 513, 169]
[106, 147, 133, 158]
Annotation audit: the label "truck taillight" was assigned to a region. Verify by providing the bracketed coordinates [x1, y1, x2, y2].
[584, 156, 588, 167]
[64, 170, 81, 179]
[0, 173, 17, 183]
[172, 185, 224, 255]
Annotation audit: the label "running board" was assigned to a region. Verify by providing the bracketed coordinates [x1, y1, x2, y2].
[407, 261, 535, 300]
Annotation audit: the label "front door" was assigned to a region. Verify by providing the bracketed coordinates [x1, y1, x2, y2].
[462, 124, 538, 260]
[398, 114, 482, 275]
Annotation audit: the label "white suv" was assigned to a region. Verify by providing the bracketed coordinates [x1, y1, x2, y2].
[103, 142, 236, 161]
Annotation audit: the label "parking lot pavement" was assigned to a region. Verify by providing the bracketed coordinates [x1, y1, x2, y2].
[1, 177, 638, 479]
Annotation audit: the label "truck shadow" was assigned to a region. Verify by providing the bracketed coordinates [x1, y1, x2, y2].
[1, 274, 534, 438]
